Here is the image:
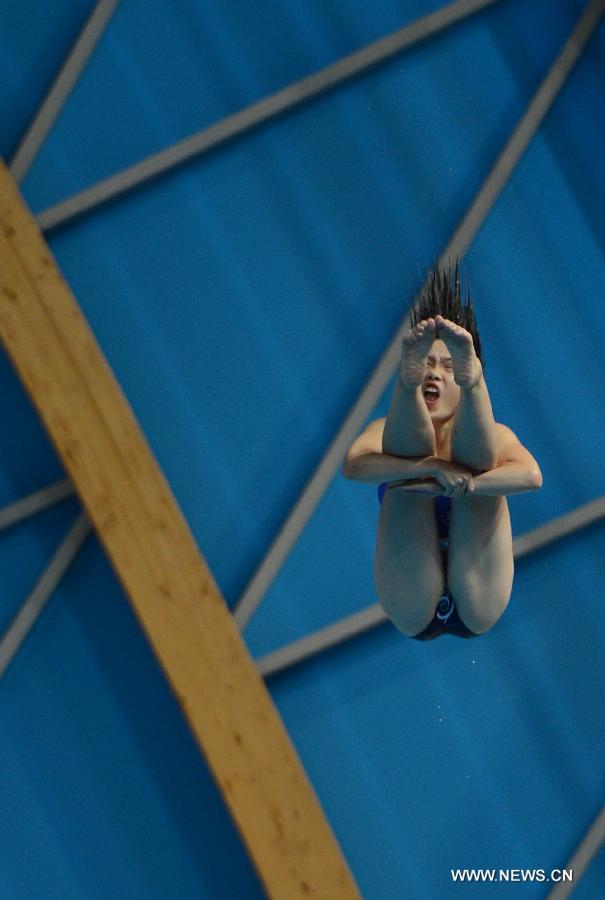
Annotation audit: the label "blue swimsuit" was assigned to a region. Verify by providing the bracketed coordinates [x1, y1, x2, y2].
[377, 483, 478, 640]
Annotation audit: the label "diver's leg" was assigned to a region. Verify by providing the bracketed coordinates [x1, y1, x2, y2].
[446, 495, 514, 634]
[374, 490, 444, 636]
[451, 375, 499, 470]
[436, 316, 498, 471]
[377, 320, 446, 635]
[382, 320, 437, 457]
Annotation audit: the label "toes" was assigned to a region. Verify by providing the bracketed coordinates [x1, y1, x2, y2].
[411, 320, 434, 339]
[435, 316, 455, 332]
[437, 319, 470, 341]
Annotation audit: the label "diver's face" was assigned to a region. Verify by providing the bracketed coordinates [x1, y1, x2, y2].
[422, 339, 461, 422]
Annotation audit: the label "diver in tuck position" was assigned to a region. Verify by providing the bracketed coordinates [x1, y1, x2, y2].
[343, 262, 542, 640]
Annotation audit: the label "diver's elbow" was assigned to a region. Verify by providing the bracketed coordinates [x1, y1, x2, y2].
[530, 468, 543, 490]
[342, 456, 356, 480]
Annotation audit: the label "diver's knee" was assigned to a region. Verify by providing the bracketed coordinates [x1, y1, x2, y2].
[455, 591, 510, 634]
[378, 595, 436, 637]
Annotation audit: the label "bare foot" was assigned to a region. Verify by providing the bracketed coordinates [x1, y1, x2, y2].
[434, 316, 482, 388]
[400, 318, 437, 387]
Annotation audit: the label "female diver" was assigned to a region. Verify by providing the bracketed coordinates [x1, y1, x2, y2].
[343, 263, 542, 640]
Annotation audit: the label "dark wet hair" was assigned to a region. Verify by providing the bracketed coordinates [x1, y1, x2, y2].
[410, 259, 483, 366]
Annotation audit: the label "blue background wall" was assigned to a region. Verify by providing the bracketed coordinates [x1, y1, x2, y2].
[1, 0, 604, 897]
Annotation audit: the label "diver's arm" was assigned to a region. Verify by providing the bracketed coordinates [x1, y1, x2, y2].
[343, 450, 435, 485]
[344, 418, 476, 487]
[396, 460, 542, 496]
[457, 425, 541, 495]
[344, 417, 416, 483]
[395, 426, 542, 496]
[469, 461, 542, 496]
[343, 418, 437, 484]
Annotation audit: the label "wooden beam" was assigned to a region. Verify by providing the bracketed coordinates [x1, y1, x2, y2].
[0, 160, 359, 899]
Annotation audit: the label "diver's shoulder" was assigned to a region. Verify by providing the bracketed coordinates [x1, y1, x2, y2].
[367, 417, 387, 433]
[495, 422, 521, 445]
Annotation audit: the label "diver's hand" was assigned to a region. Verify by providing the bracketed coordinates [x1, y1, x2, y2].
[424, 458, 476, 497]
